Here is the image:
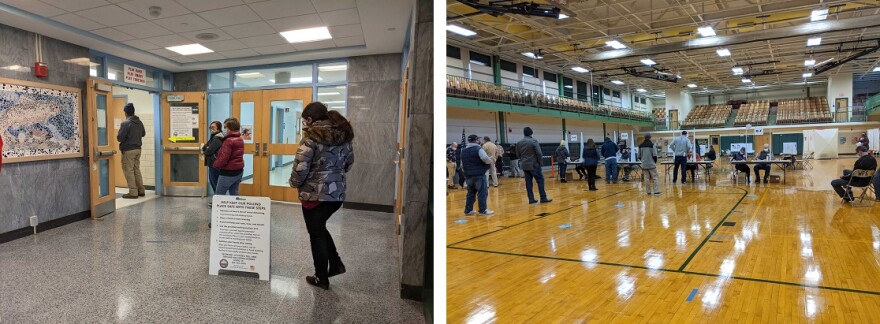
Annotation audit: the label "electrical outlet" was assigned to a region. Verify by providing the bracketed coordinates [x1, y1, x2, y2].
[29, 215, 38, 227]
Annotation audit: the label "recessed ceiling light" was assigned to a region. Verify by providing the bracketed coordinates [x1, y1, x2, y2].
[522, 52, 543, 59]
[558, 13, 569, 19]
[716, 48, 731, 57]
[611, 80, 624, 85]
[166, 43, 213, 55]
[280, 26, 332, 43]
[804, 59, 816, 66]
[811, 8, 829, 21]
[732, 67, 744, 75]
[741, 78, 751, 83]
[571, 66, 589, 73]
[697, 26, 716, 37]
[446, 25, 476, 37]
[606, 39, 627, 49]
[802, 73, 813, 78]
[640, 58, 656, 66]
[687, 83, 697, 88]
[636, 88, 646, 92]
[807, 37, 822, 46]
[318, 64, 347, 71]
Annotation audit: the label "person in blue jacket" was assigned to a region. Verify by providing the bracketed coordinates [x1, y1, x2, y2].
[601, 136, 620, 184]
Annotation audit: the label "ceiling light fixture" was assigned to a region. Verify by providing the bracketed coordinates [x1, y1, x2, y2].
[804, 58, 816, 66]
[873, 67, 880, 72]
[732, 67, 744, 75]
[807, 37, 822, 46]
[446, 25, 476, 37]
[716, 48, 731, 57]
[741, 78, 751, 83]
[606, 39, 627, 49]
[803, 72, 813, 78]
[611, 80, 624, 85]
[558, 13, 569, 19]
[280, 26, 332, 43]
[640, 58, 656, 66]
[166, 43, 213, 55]
[522, 52, 543, 59]
[687, 83, 697, 88]
[811, 7, 829, 22]
[571, 66, 589, 73]
[697, 26, 716, 37]
[636, 88, 647, 92]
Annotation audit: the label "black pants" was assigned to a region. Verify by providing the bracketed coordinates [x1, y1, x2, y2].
[735, 164, 750, 178]
[586, 165, 598, 188]
[575, 165, 587, 178]
[685, 166, 697, 182]
[672, 156, 688, 183]
[303, 201, 344, 281]
[754, 164, 771, 181]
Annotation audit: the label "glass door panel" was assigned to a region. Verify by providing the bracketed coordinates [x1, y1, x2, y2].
[232, 91, 263, 196]
[262, 88, 311, 202]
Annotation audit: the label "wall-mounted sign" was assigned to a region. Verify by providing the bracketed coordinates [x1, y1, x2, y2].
[621, 132, 629, 140]
[570, 134, 577, 142]
[123, 64, 147, 86]
[754, 127, 764, 135]
[167, 95, 184, 102]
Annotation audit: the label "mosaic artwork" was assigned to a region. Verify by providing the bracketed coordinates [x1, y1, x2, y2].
[0, 82, 82, 161]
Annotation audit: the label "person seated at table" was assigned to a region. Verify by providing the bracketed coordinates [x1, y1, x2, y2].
[831, 145, 877, 201]
[685, 152, 699, 182]
[705, 146, 717, 171]
[753, 144, 773, 184]
[732, 147, 751, 184]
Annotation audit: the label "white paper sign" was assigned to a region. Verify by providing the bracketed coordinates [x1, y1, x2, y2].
[209, 195, 272, 280]
[170, 106, 193, 137]
[783, 142, 798, 155]
[123, 64, 147, 86]
[754, 127, 764, 135]
[570, 134, 577, 142]
[620, 132, 629, 140]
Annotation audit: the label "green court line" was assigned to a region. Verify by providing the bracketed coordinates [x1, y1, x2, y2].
[446, 188, 637, 247]
[676, 186, 749, 272]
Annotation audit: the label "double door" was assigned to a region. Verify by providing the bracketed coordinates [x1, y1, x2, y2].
[232, 88, 312, 202]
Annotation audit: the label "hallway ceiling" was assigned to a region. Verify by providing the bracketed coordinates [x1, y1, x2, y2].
[0, 0, 412, 72]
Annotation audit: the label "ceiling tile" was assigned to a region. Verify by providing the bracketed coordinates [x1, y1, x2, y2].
[180, 29, 234, 43]
[198, 5, 262, 27]
[220, 21, 276, 38]
[75, 5, 145, 27]
[152, 14, 215, 33]
[143, 34, 193, 47]
[313, 0, 355, 12]
[319, 8, 360, 26]
[52, 13, 106, 31]
[114, 21, 173, 38]
[266, 14, 323, 32]
[292, 39, 336, 51]
[41, 0, 109, 12]
[91, 28, 135, 42]
[174, 0, 244, 12]
[239, 34, 287, 47]
[201, 39, 248, 51]
[252, 44, 295, 55]
[116, 0, 192, 20]
[328, 24, 363, 38]
[1, 0, 66, 17]
[220, 48, 259, 58]
[169, 56, 196, 63]
[248, 0, 315, 21]
[189, 53, 227, 61]
[333, 35, 365, 47]
[122, 39, 161, 50]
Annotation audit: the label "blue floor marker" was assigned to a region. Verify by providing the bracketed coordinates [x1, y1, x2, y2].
[747, 194, 757, 198]
[454, 219, 468, 224]
[615, 203, 625, 207]
[686, 288, 698, 302]
[559, 224, 572, 229]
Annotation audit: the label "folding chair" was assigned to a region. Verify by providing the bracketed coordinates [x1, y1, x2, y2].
[797, 152, 814, 170]
[843, 169, 876, 207]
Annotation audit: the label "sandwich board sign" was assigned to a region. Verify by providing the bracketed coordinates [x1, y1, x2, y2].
[209, 195, 271, 280]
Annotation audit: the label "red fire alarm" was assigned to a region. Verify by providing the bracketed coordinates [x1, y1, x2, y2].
[33, 62, 48, 78]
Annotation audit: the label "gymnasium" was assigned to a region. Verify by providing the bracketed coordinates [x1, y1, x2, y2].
[446, 0, 880, 322]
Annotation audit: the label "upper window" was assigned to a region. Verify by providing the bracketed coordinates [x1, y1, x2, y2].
[500, 60, 516, 73]
[447, 45, 461, 59]
[543, 72, 557, 82]
[523, 66, 537, 78]
[469, 51, 491, 66]
[318, 62, 347, 83]
[234, 65, 313, 88]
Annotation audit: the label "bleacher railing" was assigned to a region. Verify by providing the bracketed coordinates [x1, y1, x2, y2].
[446, 75, 653, 123]
[664, 108, 868, 131]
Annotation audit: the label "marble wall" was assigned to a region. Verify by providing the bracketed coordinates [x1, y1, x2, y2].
[0, 23, 91, 235]
[345, 54, 403, 207]
[400, 0, 433, 300]
[173, 70, 207, 92]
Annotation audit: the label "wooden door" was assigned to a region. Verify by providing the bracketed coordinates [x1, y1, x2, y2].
[86, 78, 118, 218]
[835, 98, 848, 122]
[161, 92, 207, 196]
[394, 63, 410, 234]
[669, 110, 679, 129]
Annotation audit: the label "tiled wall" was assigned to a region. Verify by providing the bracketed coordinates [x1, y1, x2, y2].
[0, 23, 90, 234]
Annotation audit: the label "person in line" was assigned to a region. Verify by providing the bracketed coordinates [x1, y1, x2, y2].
[462, 134, 495, 216]
[482, 136, 499, 187]
[831, 145, 877, 202]
[117, 103, 146, 199]
[213, 117, 245, 197]
[583, 139, 601, 191]
[516, 127, 552, 204]
[289, 102, 355, 290]
[507, 144, 521, 178]
[601, 137, 619, 184]
[753, 144, 773, 184]
[494, 140, 504, 176]
[858, 132, 869, 148]
[639, 133, 660, 195]
[201, 121, 225, 207]
[705, 146, 717, 171]
[554, 140, 569, 183]
[446, 142, 458, 189]
[732, 147, 751, 184]
[669, 130, 692, 184]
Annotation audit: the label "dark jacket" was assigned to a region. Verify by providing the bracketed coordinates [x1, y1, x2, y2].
[289, 120, 354, 202]
[843, 154, 878, 186]
[706, 149, 717, 161]
[202, 132, 225, 167]
[213, 130, 245, 174]
[554, 145, 569, 164]
[515, 136, 543, 171]
[582, 147, 600, 167]
[507, 145, 518, 160]
[446, 146, 456, 162]
[601, 137, 619, 160]
[117, 115, 145, 152]
[461, 143, 491, 177]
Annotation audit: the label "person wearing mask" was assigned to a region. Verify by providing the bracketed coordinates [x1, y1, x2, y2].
[831, 145, 877, 201]
[202, 121, 225, 207]
[516, 127, 552, 204]
[554, 140, 569, 183]
[494, 140, 504, 176]
[601, 137, 619, 184]
[507, 144, 521, 178]
[669, 130, 692, 184]
[482, 136, 499, 187]
[705, 146, 717, 171]
[446, 142, 459, 189]
[753, 144, 773, 184]
[732, 147, 751, 184]
[213, 117, 245, 198]
[858, 132, 869, 148]
[639, 134, 660, 195]
[583, 139, 601, 191]
[289, 102, 355, 290]
[117, 103, 146, 199]
[462, 134, 494, 216]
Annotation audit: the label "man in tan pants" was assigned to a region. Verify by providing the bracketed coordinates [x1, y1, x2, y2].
[117, 103, 146, 199]
[446, 142, 458, 189]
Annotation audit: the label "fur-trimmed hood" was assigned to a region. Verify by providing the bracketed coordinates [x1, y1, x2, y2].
[303, 120, 353, 146]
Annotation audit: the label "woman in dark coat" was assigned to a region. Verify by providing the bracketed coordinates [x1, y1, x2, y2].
[583, 138, 601, 191]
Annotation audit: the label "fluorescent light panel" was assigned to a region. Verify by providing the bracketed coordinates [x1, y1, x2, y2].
[636, 88, 646, 92]
[811, 8, 828, 21]
[280, 26, 332, 43]
[804, 59, 816, 66]
[640, 58, 656, 66]
[716, 48, 731, 57]
[446, 25, 476, 37]
[558, 13, 569, 19]
[807, 37, 822, 46]
[606, 40, 627, 49]
[571, 66, 589, 73]
[732, 67, 744, 75]
[522, 52, 543, 59]
[873, 67, 880, 72]
[803, 73, 813, 78]
[611, 80, 624, 85]
[166, 43, 213, 55]
[687, 83, 697, 88]
[697, 26, 716, 37]
[741, 78, 751, 83]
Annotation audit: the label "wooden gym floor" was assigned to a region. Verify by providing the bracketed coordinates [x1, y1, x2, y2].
[446, 157, 880, 322]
